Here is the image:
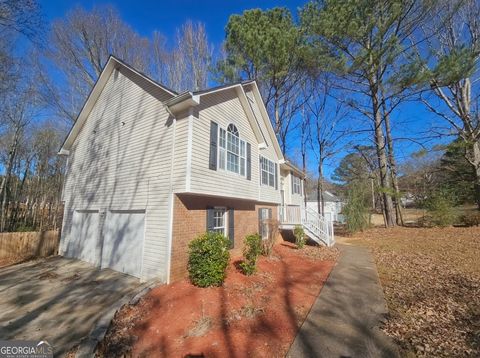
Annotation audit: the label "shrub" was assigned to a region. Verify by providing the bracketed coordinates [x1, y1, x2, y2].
[460, 212, 480, 227]
[188, 231, 230, 287]
[343, 183, 369, 233]
[293, 225, 306, 249]
[239, 233, 262, 275]
[417, 215, 435, 228]
[425, 191, 456, 227]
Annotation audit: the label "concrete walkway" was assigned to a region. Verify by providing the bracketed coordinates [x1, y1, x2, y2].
[288, 243, 399, 358]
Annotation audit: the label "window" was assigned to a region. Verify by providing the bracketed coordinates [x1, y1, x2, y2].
[260, 156, 275, 187]
[212, 208, 226, 234]
[258, 208, 272, 240]
[218, 124, 246, 176]
[292, 175, 302, 195]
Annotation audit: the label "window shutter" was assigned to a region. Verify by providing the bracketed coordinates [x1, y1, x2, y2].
[291, 173, 294, 194]
[206, 207, 214, 231]
[246, 142, 251, 180]
[259, 156, 262, 185]
[228, 208, 234, 249]
[209, 121, 218, 170]
[258, 209, 264, 237]
[274, 163, 278, 190]
[268, 208, 272, 219]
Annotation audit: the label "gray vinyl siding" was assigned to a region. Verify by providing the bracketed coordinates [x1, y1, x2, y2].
[245, 90, 281, 204]
[171, 114, 189, 192]
[281, 170, 303, 206]
[60, 67, 174, 281]
[188, 88, 263, 201]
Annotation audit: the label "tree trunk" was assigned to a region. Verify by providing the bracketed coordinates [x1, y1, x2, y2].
[382, 98, 404, 225]
[371, 84, 395, 227]
[471, 140, 480, 210]
[317, 162, 325, 216]
[370, 177, 375, 210]
[301, 105, 308, 207]
[0, 131, 20, 232]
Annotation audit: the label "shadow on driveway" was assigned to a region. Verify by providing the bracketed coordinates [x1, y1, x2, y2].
[0, 256, 142, 357]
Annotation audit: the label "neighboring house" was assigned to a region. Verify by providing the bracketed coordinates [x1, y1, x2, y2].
[307, 191, 345, 223]
[58, 56, 333, 283]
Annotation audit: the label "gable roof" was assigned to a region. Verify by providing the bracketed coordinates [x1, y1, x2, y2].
[307, 191, 342, 202]
[241, 82, 284, 160]
[281, 161, 305, 178]
[59, 56, 176, 154]
[192, 80, 254, 96]
[59, 57, 284, 162]
[164, 81, 284, 160]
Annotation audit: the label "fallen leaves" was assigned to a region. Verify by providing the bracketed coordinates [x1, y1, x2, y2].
[351, 226, 480, 357]
[300, 244, 340, 261]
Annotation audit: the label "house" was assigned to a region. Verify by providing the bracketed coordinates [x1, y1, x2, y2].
[307, 191, 345, 223]
[58, 56, 334, 283]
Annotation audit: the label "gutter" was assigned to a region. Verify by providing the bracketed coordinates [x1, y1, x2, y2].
[165, 92, 200, 114]
[281, 160, 306, 178]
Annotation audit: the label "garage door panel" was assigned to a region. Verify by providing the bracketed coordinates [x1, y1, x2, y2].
[70, 210, 99, 265]
[102, 210, 145, 278]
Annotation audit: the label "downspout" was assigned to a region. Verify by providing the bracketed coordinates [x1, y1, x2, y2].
[165, 109, 177, 284]
[185, 108, 194, 192]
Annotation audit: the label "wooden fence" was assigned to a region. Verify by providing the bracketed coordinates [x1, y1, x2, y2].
[0, 230, 60, 260]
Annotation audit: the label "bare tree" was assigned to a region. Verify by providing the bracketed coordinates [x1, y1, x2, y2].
[306, 78, 349, 215]
[0, 0, 43, 39]
[40, 5, 151, 122]
[175, 21, 211, 91]
[0, 79, 38, 230]
[0, 0, 42, 101]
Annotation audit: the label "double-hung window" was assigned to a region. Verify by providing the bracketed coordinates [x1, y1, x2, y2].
[260, 156, 275, 187]
[212, 208, 226, 234]
[218, 124, 246, 176]
[292, 175, 302, 195]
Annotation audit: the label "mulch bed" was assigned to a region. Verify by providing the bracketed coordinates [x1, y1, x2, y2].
[96, 242, 337, 357]
[349, 226, 480, 357]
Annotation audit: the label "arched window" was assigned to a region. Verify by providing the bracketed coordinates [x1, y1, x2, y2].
[227, 124, 239, 137]
[218, 123, 246, 176]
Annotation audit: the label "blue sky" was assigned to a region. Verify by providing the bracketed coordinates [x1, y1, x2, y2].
[41, 0, 306, 44]
[39, 0, 448, 180]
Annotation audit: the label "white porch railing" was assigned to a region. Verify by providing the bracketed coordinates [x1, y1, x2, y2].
[279, 205, 335, 247]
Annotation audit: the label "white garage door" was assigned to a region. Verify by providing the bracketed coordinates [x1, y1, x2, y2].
[101, 210, 145, 278]
[70, 210, 100, 265]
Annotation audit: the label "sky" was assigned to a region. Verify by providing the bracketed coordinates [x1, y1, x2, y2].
[39, 0, 449, 180]
[41, 0, 306, 44]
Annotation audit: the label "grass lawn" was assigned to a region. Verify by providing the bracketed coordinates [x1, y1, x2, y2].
[346, 226, 480, 357]
[96, 242, 339, 357]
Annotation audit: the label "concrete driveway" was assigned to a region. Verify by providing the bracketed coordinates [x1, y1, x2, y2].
[0, 256, 144, 357]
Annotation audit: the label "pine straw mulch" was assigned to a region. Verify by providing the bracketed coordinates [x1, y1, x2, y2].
[348, 226, 480, 357]
[96, 242, 338, 358]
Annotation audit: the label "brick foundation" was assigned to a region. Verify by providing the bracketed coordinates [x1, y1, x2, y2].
[170, 193, 278, 282]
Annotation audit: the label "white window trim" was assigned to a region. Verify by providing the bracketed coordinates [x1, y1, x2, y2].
[259, 207, 271, 240]
[260, 156, 276, 188]
[212, 207, 227, 235]
[292, 175, 302, 195]
[217, 124, 247, 178]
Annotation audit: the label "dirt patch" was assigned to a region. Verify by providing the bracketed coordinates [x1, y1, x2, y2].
[0, 255, 32, 268]
[96, 242, 335, 357]
[37, 271, 60, 280]
[346, 226, 480, 357]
